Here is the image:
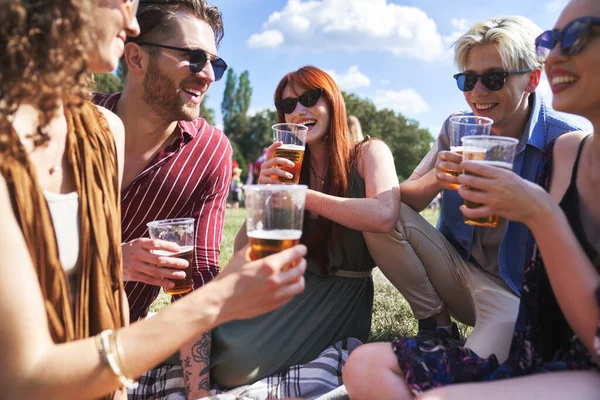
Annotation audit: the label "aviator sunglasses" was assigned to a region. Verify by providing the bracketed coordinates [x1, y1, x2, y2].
[275, 88, 323, 114]
[136, 42, 228, 81]
[535, 16, 600, 60]
[453, 68, 532, 92]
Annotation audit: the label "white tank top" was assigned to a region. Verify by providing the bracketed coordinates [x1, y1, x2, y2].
[44, 191, 81, 301]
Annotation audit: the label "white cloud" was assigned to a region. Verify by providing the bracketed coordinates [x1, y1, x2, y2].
[546, 0, 568, 12]
[443, 18, 469, 46]
[325, 65, 371, 90]
[247, 30, 284, 48]
[246, 0, 446, 61]
[373, 89, 430, 114]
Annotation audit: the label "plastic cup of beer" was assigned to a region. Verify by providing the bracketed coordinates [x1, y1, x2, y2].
[244, 184, 307, 270]
[272, 123, 308, 184]
[461, 135, 519, 228]
[447, 116, 493, 178]
[146, 218, 195, 295]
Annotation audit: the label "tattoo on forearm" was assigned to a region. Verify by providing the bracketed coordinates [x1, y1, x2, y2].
[198, 365, 211, 391]
[184, 370, 193, 396]
[188, 333, 211, 393]
[191, 333, 210, 364]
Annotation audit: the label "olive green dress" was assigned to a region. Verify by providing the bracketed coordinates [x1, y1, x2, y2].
[210, 168, 375, 388]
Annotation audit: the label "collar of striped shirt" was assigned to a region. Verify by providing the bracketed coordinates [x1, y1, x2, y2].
[91, 91, 198, 142]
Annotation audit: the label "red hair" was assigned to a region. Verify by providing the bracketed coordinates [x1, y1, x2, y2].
[274, 65, 357, 275]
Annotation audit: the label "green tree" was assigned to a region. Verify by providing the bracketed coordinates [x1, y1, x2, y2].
[235, 71, 252, 116]
[221, 69, 237, 134]
[92, 73, 124, 93]
[221, 69, 255, 180]
[200, 95, 216, 126]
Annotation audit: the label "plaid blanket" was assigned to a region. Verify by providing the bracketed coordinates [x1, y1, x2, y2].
[128, 338, 361, 400]
[128, 362, 186, 400]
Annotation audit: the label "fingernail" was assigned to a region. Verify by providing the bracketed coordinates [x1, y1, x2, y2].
[287, 173, 293, 179]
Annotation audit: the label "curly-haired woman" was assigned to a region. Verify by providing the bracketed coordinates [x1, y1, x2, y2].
[0, 1, 308, 399]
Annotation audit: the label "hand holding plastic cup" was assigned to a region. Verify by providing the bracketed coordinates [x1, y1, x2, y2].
[244, 184, 307, 270]
[446, 116, 493, 177]
[460, 135, 519, 227]
[271, 123, 308, 184]
[147, 218, 195, 295]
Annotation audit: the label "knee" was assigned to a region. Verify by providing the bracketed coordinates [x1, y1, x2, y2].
[344, 343, 405, 399]
[344, 344, 381, 397]
[343, 344, 372, 384]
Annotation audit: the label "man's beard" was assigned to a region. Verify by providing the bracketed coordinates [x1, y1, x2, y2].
[142, 57, 202, 122]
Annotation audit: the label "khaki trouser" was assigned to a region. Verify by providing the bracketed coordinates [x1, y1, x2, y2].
[364, 204, 520, 362]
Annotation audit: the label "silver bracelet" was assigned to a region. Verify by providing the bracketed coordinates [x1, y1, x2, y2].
[97, 329, 139, 389]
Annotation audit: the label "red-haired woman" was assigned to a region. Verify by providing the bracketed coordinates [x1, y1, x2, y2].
[210, 65, 400, 397]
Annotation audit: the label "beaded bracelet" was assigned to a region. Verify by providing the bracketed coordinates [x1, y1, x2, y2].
[96, 329, 139, 389]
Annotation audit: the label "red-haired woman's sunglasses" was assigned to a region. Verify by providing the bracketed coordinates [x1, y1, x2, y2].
[275, 88, 323, 114]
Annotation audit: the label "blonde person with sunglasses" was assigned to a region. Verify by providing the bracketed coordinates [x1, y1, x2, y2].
[345, 1, 600, 398]
[0, 1, 307, 399]
[363, 15, 583, 364]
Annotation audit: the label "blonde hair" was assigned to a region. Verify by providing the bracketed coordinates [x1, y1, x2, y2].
[347, 115, 364, 143]
[453, 16, 544, 71]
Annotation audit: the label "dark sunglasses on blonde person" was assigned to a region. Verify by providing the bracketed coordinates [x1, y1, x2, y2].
[535, 16, 600, 59]
[453, 68, 532, 92]
[135, 42, 228, 81]
[275, 88, 323, 114]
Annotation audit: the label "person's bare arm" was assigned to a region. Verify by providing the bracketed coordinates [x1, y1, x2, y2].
[0, 176, 307, 399]
[301, 140, 400, 233]
[97, 106, 125, 191]
[400, 150, 462, 213]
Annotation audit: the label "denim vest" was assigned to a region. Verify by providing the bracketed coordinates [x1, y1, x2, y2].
[438, 94, 582, 295]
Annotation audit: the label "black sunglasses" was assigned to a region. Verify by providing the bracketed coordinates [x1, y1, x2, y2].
[453, 68, 532, 92]
[275, 88, 323, 114]
[535, 17, 600, 60]
[136, 42, 228, 81]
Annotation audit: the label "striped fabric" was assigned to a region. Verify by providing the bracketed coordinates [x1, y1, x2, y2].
[92, 92, 232, 322]
[128, 338, 359, 400]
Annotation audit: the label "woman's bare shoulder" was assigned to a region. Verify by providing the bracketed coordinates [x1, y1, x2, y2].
[549, 131, 591, 199]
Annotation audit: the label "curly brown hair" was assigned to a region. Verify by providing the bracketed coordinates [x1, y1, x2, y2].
[0, 0, 93, 146]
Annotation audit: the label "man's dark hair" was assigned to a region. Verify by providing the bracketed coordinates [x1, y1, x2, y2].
[121, 0, 224, 75]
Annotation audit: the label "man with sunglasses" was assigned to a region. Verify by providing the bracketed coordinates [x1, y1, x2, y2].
[92, 1, 231, 399]
[365, 16, 581, 363]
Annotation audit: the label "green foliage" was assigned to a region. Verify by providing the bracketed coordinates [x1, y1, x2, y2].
[343, 92, 434, 181]
[92, 73, 124, 93]
[221, 69, 237, 133]
[200, 95, 216, 126]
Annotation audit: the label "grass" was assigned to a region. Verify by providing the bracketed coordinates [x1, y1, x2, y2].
[149, 207, 470, 342]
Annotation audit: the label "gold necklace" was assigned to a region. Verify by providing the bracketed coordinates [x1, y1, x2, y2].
[310, 165, 325, 186]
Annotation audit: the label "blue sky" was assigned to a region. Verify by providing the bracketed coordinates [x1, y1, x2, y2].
[203, 0, 592, 134]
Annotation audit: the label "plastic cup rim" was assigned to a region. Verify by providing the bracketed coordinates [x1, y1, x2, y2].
[461, 135, 519, 145]
[449, 115, 494, 126]
[146, 217, 195, 229]
[272, 123, 309, 132]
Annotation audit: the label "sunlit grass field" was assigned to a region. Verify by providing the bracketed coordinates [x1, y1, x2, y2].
[149, 208, 467, 342]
